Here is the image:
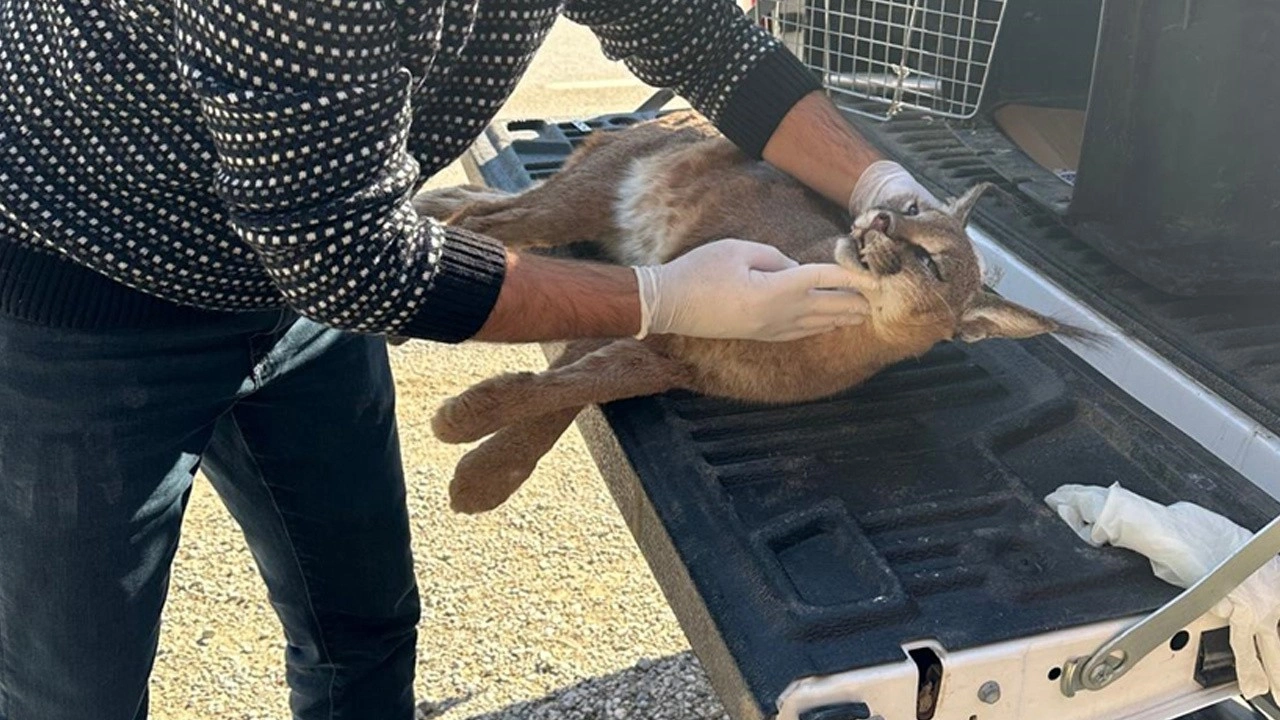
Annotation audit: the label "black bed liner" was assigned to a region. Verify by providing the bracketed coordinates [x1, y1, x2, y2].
[836, 108, 1280, 438]
[462, 113, 1280, 720]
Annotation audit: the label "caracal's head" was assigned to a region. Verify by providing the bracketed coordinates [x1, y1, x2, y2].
[836, 183, 1090, 345]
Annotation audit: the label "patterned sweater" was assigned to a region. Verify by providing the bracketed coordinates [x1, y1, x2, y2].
[0, 1, 820, 341]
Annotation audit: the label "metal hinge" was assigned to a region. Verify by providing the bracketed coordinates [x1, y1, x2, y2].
[1061, 514, 1280, 697]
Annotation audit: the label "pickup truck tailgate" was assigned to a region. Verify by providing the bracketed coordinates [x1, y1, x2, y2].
[459, 112, 1280, 720]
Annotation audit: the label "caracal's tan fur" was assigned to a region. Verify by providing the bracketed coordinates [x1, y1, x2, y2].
[415, 111, 1084, 513]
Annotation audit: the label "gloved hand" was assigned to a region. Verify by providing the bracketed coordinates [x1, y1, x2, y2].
[632, 238, 870, 342]
[848, 160, 941, 217]
[1045, 482, 1280, 699]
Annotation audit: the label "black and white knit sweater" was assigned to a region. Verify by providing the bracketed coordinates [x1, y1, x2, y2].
[0, 0, 820, 341]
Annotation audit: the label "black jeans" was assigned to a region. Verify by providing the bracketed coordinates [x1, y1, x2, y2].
[0, 309, 420, 719]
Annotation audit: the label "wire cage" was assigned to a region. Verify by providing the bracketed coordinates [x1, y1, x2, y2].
[752, 0, 1009, 120]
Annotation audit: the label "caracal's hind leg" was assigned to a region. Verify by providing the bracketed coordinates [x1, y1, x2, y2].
[431, 339, 693, 445]
[447, 406, 585, 514]
[446, 340, 608, 514]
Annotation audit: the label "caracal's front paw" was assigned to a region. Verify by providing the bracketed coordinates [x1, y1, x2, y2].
[411, 184, 509, 221]
[451, 205, 541, 245]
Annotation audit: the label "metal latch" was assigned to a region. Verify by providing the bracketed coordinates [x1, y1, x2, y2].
[1060, 513, 1280, 697]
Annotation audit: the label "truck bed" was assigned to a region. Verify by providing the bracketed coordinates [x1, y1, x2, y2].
[460, 112, 1280, 720]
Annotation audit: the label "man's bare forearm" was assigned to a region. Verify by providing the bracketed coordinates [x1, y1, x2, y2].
[761, 91, 885, 208]
[472, 250, 641, 343]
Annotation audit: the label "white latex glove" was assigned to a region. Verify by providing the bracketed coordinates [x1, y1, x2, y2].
[848, 160, 942, 217]
[1045, 482, 1280, 699]
[632, 238, 870, 342]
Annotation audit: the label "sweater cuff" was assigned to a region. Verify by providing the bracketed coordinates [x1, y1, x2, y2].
[398, 229, 507, 343]
[716, 46, 823, 160]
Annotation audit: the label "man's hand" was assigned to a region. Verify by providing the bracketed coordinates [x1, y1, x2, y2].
[848, 160, 940, 217]
[634, 238, 869, 342]
[472, 241, 868, 344]
[762, 92, 938, 218]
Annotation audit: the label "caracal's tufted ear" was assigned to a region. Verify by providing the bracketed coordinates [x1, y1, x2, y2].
[957, 291, 1065, 342]
[946, 182, 995, 226]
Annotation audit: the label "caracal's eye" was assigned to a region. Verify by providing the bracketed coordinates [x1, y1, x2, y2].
[913, 245, 943, 281]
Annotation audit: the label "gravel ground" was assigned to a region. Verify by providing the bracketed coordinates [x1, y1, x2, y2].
[147, 19, 726, 720]
[423, 654, 728, 720]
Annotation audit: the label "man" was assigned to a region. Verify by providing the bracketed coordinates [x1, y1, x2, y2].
[0, 1, 934, 718]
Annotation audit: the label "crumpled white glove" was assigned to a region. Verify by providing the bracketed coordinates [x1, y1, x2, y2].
[1045, 482, 1280, 699]
[848, 160, 942, 217]
[631, 238, 870, 342]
